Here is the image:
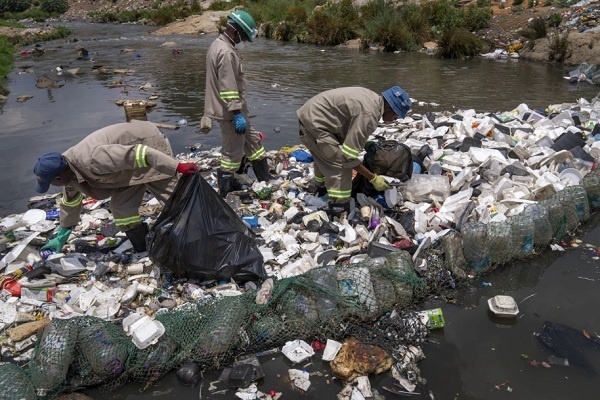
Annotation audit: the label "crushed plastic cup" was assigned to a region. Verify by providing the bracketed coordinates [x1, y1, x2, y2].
[282, 339, 315, 363]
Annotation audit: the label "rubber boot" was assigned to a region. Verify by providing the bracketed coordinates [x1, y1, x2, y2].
[327, 201, 351, 220]
[217, 168, 236, 198]
[236, 155, 249, 174]
[125, 223, 149, 253]
[251, 158, 272, 182]
[307, 181, 328, 197]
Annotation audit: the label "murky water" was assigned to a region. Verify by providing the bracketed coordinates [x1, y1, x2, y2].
[2, 22, 600, 400]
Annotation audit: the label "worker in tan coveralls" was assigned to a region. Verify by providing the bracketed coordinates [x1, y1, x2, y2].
[297, 86, 412, 217]
[203, 10, 271, 197]
[32, 121, 199, 253]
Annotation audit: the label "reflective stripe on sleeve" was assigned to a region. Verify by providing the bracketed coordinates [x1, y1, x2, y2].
[135, 144, 148, 168]
[341, 143, 360, 159]
[220, 91, 240, 100]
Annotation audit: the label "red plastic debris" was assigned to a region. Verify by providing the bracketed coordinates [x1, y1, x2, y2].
[311, 339, 326, 351]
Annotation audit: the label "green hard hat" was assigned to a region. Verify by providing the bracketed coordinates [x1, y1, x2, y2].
[227, 10, 258, 42]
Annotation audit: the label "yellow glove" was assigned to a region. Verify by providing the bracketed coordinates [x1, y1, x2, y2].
[370, 174, 390, 191]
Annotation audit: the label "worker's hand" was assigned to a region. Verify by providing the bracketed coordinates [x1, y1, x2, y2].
[41, 226, 72, 253]
[177, 162, 199, 175]
[369, 174, 390, 191]
[233, 113, 246, 135]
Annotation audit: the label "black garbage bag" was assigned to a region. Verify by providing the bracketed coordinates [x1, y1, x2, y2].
[352, 140, 414, 197]
[538, 321, 600, 376]
[147, 173, 266, 282]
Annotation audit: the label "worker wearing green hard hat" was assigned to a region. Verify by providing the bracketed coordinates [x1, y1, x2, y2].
[203, 9, 270, 197]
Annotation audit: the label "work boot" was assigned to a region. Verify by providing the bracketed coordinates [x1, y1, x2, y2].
[251, 158, 273, 182]
[125, 223, 149, 253]
[327, 201, 351, 220]
[236, 156, 249, 174]
[307, 181, 328, 197]
[217, 168, 236, 198]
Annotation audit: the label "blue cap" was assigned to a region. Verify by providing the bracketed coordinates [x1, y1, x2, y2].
[33, 152, 67, 193]
[382, 86, 412, 118]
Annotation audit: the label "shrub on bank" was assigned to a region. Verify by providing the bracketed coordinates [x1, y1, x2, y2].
[89, 0, 201, 24]
[306, 0, 358, 45]
[0, 0, 31, 13]
[522, 17, 547, 39]
[40, 0, 67, 14]
[548, 31, 570, 62]
[436, 27, 488, 58]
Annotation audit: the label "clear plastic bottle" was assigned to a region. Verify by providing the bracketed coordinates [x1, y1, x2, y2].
[305, 265, 339, 319]
[571, 158, 597, 172]
[31, 321, 77, 396]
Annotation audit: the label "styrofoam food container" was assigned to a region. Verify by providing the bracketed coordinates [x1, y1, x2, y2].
[282, 339, 315, 363]
[123, 313, 165, 349]
[488, 295, 519, 318]
[322, 339, 342, 361]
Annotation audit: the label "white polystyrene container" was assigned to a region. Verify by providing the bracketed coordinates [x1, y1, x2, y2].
[488, 295, 519, 318]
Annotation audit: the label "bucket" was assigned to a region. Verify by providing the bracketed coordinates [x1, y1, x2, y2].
[124, 100, 148, 122]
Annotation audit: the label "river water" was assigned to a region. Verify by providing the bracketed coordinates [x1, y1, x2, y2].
[1, 22, 600, 400]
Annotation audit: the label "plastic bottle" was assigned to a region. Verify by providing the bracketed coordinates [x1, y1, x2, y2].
[255, 278, 274, 304]
[79, 324, 127, 378]
[571, 158, 597, 172]
[30, 321, 77, 396]
[305, 265, 339, 319]
[370, 208, 381, 229]
[121, 281, 139, 305]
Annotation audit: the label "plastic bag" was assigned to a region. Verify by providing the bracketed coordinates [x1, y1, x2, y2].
[147, 173, 266, 282]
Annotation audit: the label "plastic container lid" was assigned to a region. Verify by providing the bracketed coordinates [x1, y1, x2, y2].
[22, 209, 47, 225]
[559, 168, 583, 184]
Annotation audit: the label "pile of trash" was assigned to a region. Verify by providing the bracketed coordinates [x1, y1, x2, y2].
[2, 93, 600, 398]
[566, 61, 600, 85]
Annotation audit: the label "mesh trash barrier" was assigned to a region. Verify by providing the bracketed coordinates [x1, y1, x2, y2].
[509, 212, 535, 259]
[581, 168, 600, 210]
[523, 203, 553, 249]
[540, 197, 569, 241]
[0, 363, 36, 400]
[9, 177, 600, 395]
[460, 221, 491, 271]
[487, 221, 513, 265]
[440, 230, 467, 278]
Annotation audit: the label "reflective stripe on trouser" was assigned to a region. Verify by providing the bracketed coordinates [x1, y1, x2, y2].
[109, 175, 178, 231]
[219, 118, 265, 173]
[299, 124, 352, 204]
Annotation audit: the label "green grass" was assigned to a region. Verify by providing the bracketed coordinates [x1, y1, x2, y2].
[0, 35, 14, 96]
[0, 19, 24, 27]
[89, 0, 202, 24]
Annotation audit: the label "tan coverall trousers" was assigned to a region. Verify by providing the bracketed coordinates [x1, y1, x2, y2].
[219, 117, 266, 173]
[299, 123, 352, 204]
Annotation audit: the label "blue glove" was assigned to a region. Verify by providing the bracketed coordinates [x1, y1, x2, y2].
[233, 113, 246, 134]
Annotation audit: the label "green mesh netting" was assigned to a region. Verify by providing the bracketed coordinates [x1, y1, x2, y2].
[0, 363, 36, 400]
[581, 168, 600, 210]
